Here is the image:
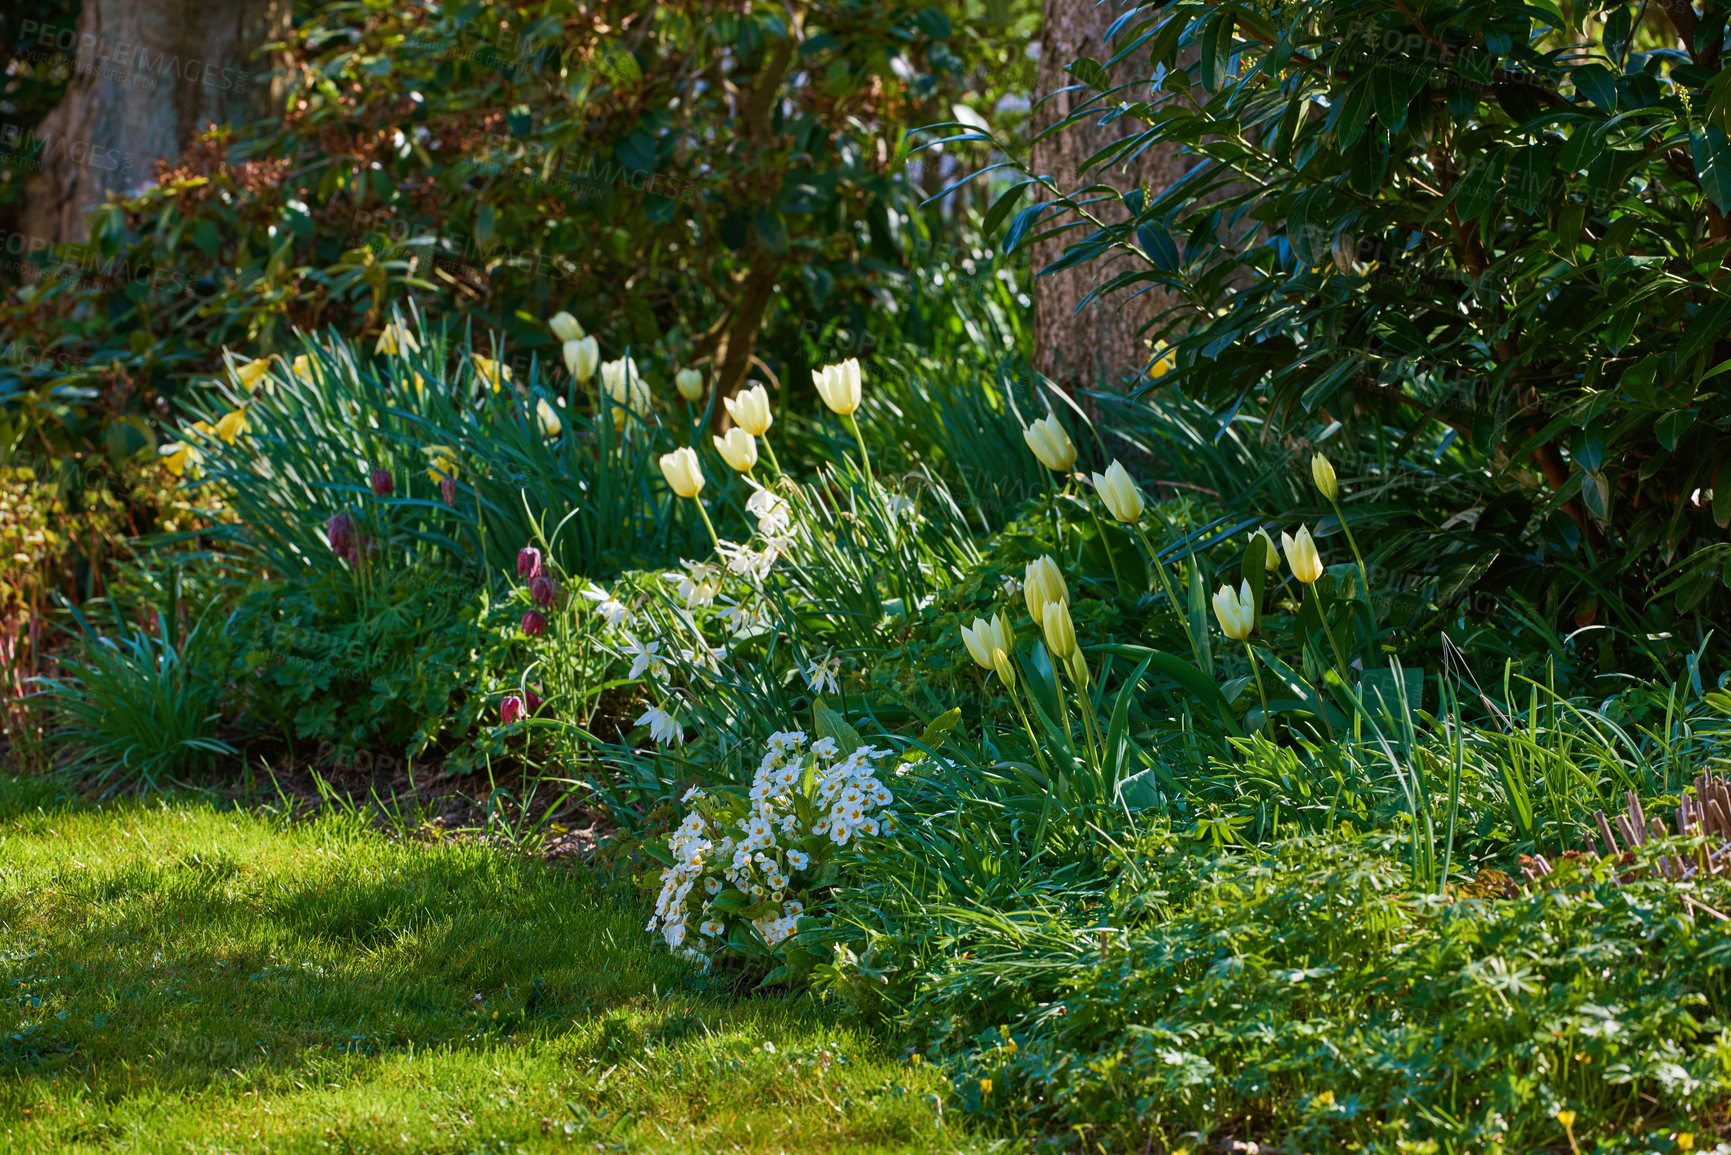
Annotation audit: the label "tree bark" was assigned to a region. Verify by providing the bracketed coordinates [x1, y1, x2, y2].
[21, 0, 292, 246]
[1030, 0, 1188, 392]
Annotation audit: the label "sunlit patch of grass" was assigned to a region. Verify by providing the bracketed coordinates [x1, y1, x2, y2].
[0, 777, 988, 1154]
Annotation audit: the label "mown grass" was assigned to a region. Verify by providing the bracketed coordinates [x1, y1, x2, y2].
[0, 776, 987, 1154]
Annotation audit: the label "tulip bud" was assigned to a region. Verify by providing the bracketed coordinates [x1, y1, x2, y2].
[1042, 598, 1078, 660]
[563, 336, 599, 383]
[1312, 451, 1338, 501]
[517, 546, 543, 580]
[530, 574, 560, 607]
[990, 648, 1017, 688]
[1281, 526, 1324, 584]
[724, 383, 774, 436]
[500, 695, 525, 725]
[326, 512, 353, 558]
[1251, 528, 1281, 573]
[676, 367, 704, 401]
[1023, 556, 1069, 625]
[1091, 460, 1143, 523]
[536, 396, 563, 438]
[1211, 580, 1256, 641]
[812, 358, 862, 416]
[960, 617, 996, 670]
[549, 311, 584, 344]
[712, 428, 757, 473]
[659, 446, 705, 498]
[370, 468, 393, 497]
[521, 610, 547, 637]
[1022, 414, 1077, 473]
[440, 477, 458, 506]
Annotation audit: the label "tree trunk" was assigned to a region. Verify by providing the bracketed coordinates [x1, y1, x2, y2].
[1030, 0, 1188, 392]
[21, 0, 292, 246]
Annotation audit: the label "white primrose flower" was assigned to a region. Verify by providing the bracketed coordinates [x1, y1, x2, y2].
[786, 849, 810, 871]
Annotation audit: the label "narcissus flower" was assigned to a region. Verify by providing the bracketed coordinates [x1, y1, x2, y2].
[676, 367, 704, 401]
[213, 407, 248, 444]
[160, 441, 198, 477]
[521, 610, 547, 637]
[1212, 580, 1255, 640]
[1023, 555, 1068, 625]
[659, 446, 705, 498]
[375, 318, 420, 356]
[426, 447, 459, 483]
[1091, 460, 1143, 522]
[472, 354, 511, 392]
[292, 354, 314, 384]
[536, 396, 563, 438]
[517, 546, 543, 579]
[1281, 525, 1323, 584]
[1146, 341, 1177, 380]
[563, 336, 598, 383]
[548, 311, 584, 343]
[1312, 451, 1338, 501]
[724, 383, 773, 435]
[812, 358, 861, 416]
[1023, 414, 1077, 473]
[1042, 598, 1078, 660]
[713, 428, 757, 473]
[231, 356, 271, 392]
[369, 468, 394, 496]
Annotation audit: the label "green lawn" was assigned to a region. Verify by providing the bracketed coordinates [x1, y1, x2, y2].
[0, 777, 988, 1154]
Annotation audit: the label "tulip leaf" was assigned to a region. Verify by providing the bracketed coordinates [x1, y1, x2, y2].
[1241, 535, 1268, 632]
[1187, 552, 1213, 676]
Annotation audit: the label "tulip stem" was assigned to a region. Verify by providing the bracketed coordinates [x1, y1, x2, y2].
[1244, 641, 1270, 728]
[1132, 523, 1200, 665]
[1006, 677, 1052, 779]
[693, 499, 721, 551]
[1329, 495, 1374, 630]
[846, 414, 873, 485]
[1307, 580, 1353, 688]
[1070, 657, 1104, 772]
[762, 436, 784, 479]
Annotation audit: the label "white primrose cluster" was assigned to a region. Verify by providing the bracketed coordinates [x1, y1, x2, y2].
[649, 730, 896, 961]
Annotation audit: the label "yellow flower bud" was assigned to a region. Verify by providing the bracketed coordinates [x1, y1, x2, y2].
[1023, 556, 1068, 625]
[676, 367, 704, 401]
[1280, 526, 1323, 584]
[659, 446, 705, 498]
[548, 311, 584, 343]
[724, 383, 774, 436]
[563, 336, 599, 384]
[1022, 413, 1076, 473]
[1090, 460, 1143, 523]
[812, 359, 861, 416]
[991, 647, 1017, 687]
[1251, 528, 1281, 573]
[712, 427, 758, 473]
[1211, 580, 1255, 641]
[1042, 598, 1078, 660]
[536, 397, 563, 438]
[1312, 451, 1338, 501]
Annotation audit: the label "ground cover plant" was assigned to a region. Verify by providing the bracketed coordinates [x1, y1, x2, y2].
[10, 0, 1731, 1152]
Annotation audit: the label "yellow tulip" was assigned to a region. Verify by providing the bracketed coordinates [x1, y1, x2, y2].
[1312, 451, 1338, 501]
[375, 318, 420, 356]
[563, 336, 599, 383]
[1022, 414, 1076, 473]
[536, 397, 563, 438]
[1042, 598, 1078, 660]
[1023, 555, 1068, 625]
[659, 446, 705, 498]
[548, 311, 585, 343]
[1281, 526, 1324, 584]
[812, 358, 861, 416]
[213, 407, 248, 444]
[472, 355, 511, 392]
[724, 383, 774, 436]
[676, 368, 705, 401]
[960, 613, 1015, 671]
[712, 427, 757, 472]
[1091, 460, 1143, 523]
[1211, 580, 1255, 640]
